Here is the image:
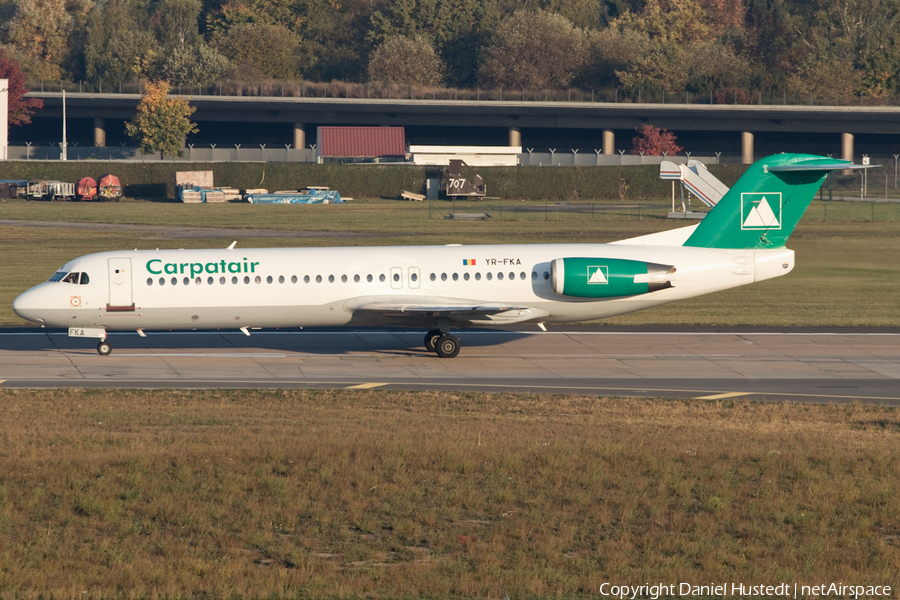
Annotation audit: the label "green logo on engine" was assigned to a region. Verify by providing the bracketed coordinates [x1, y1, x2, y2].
[587, 266, 608, 284]
[741, 192, 782, 230]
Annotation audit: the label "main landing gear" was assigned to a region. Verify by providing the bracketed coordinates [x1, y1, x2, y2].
[97, 340, 112, 355]
[424, 329, 460, 358]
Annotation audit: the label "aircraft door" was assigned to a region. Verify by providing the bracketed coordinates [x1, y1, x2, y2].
[390, 267, 402, 289]
[108, 257, 134, 309]
[409, 266, 420, 289]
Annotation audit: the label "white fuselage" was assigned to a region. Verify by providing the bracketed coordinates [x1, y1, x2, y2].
[13, 242, 795, 332]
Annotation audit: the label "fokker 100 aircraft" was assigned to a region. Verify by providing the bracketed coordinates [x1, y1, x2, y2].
[13, 154, 865, 358]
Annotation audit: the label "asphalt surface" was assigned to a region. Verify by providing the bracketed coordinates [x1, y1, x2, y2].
[1, 325, 898, 403]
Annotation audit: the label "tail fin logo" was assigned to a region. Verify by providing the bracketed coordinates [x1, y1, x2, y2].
[741, 193, 782, 230]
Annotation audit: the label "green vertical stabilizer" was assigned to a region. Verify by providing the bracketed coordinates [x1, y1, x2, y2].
[684, 154, 856, 249]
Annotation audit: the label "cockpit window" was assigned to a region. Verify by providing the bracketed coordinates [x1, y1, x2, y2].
[79, 273, 90, 285]
[48, 271, 67, 282]
[62, 272, 80, 284]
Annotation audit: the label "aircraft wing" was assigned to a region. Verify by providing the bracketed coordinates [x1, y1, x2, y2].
[349, 300, 550, 325]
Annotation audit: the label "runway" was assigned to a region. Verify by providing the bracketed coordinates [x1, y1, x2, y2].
[1, 326, 899, 403]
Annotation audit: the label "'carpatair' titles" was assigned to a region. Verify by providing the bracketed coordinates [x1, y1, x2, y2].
[147, 258, 260, 278]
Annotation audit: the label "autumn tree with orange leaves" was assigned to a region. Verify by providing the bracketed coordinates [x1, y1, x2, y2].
[125, 81, 197, 158]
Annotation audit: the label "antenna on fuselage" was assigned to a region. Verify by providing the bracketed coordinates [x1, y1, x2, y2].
[227, 241, 237, 249]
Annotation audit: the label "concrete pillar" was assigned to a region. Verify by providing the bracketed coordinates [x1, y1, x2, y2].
[741, 131, 754, 165]
[509, 126, 521, 147]
[602, 129, 614, 155]
[293, 123, 305, 150]
[841, 132, 854, 162]
[93, 118, 106, 147]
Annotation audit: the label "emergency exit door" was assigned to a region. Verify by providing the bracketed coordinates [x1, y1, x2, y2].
[108, 257, 134, 310]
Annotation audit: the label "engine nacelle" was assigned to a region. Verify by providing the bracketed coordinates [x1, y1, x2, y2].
[551, 257, 675, 298]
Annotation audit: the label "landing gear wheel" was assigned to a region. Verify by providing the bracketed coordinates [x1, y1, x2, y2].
[97, 340, 112, 356]
[434, 334, 460, 358]
[424, 329, 442, 353]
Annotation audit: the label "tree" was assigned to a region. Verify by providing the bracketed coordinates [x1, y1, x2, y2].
[0, 49, 43, 128]
[368, 0, 499, 87]
[577, 25, 648, 88]
[161, 44, 231, 86]
[213, 22, 302, 79]
[126, 80, 198, 157]
[367, 36, 444, 86]
[631, 124, 682, 155]
[614, 0, 711, 44]
[479, 10, 588, 89]
[84, 0, 159, 84]
[154, 0, 203, 52]
[1, 0, 71, 79]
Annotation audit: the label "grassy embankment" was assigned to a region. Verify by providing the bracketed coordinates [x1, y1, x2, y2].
[1, 388, 898, 599]
[1, 198, 898, 327]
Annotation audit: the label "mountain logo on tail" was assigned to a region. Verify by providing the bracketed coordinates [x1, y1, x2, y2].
[741, 193, 782, 230]
[587, 266, 608, 284]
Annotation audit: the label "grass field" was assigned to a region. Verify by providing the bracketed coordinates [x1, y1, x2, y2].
[1, 389, 898, 599]
[1, 198, 898, 326]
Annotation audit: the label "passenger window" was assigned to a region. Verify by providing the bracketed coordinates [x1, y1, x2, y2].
[354, 274, 360, 283]
[220, 276, 226, 284]
[520, 272, 526, 280]
[367, 274, 373, 282]
[80, 273, 90, 285]
[475, 272, 481, 280]
[195, 277, 201, 285]
[316, 275, 322, 283]
[380, 274, 386, 282]
[532, 271, 537, 280]
[498, 272, 504, 280]
[305, 275, 311, 283]
[279, 275, 285, 284]
[486, 272, 493, 280]
[243, 276, 250, 284]
[464, 273, 470, 281]
[255, 276, 261, 284]
[267, 276, 273, 284]
[232, 276, 238, 284]
[171, 277, 178, 285]
[159, 277, 165, 286]
[341, 275, 347, 283]
[208, 277, 214, 285]
[430, 273, 436, 281]
[147, 278, 153, 286]
[393, 273, 400, 282]
[291, 275, 297, 283]
[509, 272, 515, 280]
[411, 272, 418, 282]
[441, 273, 447, 281]
[452, 273, 458, 281]
[328, 275, 335, 283]
[183, 277, 190, 285]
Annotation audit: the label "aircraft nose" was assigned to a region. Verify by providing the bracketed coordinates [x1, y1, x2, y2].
[13, 287, 46, 324]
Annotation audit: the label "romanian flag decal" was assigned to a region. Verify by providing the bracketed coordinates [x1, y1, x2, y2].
[462, 259, 476, 266]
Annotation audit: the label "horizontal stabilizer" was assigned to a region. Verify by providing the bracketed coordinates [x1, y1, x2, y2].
[768, 160, 874, 172]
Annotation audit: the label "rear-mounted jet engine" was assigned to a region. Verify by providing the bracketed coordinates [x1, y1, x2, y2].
[551, 257, 675, 298]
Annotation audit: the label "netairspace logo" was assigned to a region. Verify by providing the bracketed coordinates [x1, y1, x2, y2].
[741, 192, 782, 230]
[597, 582, 892, 599]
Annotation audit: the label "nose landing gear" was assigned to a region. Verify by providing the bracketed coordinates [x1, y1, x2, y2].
[97, 340, 112, 355]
